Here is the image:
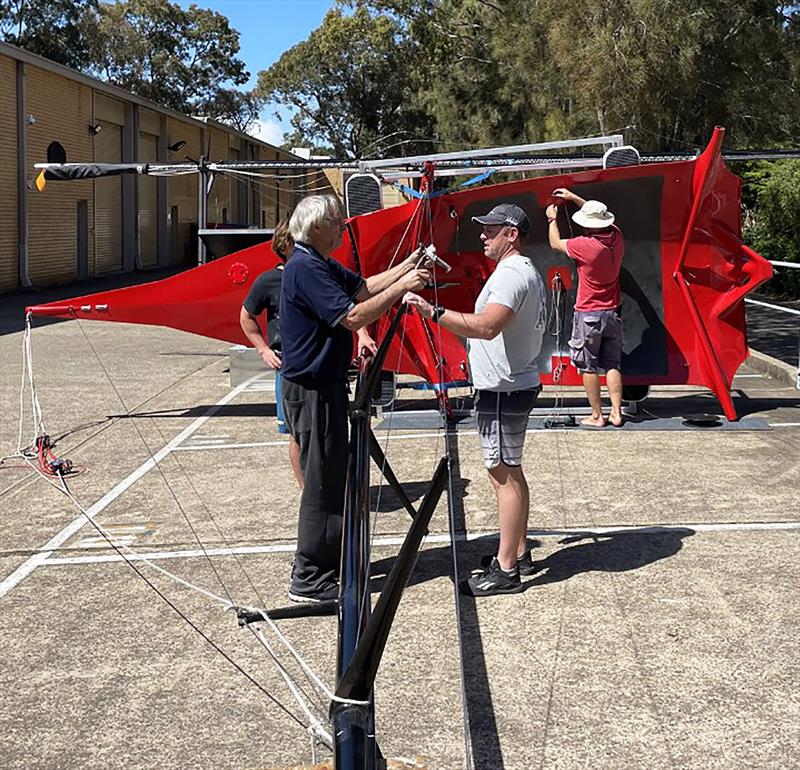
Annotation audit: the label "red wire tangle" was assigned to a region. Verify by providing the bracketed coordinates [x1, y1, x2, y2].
[32, 434, 78, 477]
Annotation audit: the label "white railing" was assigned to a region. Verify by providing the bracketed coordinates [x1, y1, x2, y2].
[746, 260, 800, 387]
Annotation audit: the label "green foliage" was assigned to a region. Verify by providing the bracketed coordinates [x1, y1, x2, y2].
[255, 6, 435, 157]
[89, 0, 254, 122]
[0, 0, 99, 69]
[344, 0, 800, 151]
[203, 88, 262, 134]
[1, 0, 260, 132]
[742, 160, 800, 297]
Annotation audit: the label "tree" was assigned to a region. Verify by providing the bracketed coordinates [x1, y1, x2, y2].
[203, 88, 263, 134]
[357, 0, 800, 152]
[742, 160, 800, 297]
[88, 0, 256, 125]
[0, 0, 99, 70]
[1, 0, 260, 132]
[255, 6, 435, 158]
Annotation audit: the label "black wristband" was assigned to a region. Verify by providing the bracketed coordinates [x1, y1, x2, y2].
[431, 305, 446, 322]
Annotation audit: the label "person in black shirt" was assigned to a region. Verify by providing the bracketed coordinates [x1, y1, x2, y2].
[240, 220, 304, 486]
[281, 194, 431, 602]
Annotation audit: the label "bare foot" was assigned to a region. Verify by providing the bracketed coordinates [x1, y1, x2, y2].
[581, 415, 606, 428]
[608, 413, 624, 427]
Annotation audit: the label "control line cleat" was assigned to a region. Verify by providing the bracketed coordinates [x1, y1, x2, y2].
[421, 244, 452, 272]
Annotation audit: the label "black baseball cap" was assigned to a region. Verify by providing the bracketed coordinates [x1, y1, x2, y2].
[471, 203, 530, 234]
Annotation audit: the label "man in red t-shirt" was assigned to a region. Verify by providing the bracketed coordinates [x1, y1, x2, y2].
[545, 188, 625, 427]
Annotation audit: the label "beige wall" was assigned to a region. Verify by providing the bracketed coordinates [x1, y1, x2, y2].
[207, 126, 232, 224]
[138, 131, 158, 267]
[165, 117, 202, 260]
[1, 44, 335, 292]
[0, 54, 18, 292]
[25, 64, 94, 285]
[256, 146, 281, 228]
[93, 94, 124, 274]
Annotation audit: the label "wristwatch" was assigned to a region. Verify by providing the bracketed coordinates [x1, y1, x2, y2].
[431, 305, 446, 322]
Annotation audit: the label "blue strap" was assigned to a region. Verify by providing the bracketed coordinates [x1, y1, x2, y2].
[382, 170, 496, 200]
[458, 170, 495, 187]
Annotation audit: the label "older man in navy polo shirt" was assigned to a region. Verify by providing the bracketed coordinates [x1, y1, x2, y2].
[280, 194, 431, 602]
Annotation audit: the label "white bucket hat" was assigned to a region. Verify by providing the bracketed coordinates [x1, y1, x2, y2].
[572, 200, 615, 229]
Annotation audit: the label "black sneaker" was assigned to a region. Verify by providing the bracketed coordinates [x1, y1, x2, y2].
[478, 550, 539, 577]
[288, 583, 339, 604]
[463, 558, 523, 596]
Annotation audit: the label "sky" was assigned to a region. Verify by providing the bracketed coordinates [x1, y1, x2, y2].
[175, 0, 337, 145]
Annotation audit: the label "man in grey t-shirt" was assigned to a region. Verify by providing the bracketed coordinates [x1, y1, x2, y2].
[404, 203, 546, 597]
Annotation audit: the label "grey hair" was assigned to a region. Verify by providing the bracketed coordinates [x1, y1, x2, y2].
[289, 194, 343, 242]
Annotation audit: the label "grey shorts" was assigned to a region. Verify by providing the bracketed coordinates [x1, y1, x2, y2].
[568, 309, 623, 373]
[475, 387, 541, 469]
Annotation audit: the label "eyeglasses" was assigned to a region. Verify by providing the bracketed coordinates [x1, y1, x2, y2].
[322, 217, 347, 232]
[481, 224, 507, 236]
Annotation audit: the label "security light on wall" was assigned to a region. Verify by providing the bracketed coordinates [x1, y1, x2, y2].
[168, 140, 186, 152]
[89, 123, 102, 135]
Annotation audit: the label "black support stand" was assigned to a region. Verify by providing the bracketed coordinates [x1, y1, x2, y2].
[331, 304, 449, 770]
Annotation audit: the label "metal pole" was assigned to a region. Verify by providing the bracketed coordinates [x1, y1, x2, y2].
[358, 134, 625, 171]
[197, 156, 208, 265]
[334, 355, 375, 770]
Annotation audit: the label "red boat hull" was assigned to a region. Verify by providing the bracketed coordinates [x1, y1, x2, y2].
[28, 129, 772, 419]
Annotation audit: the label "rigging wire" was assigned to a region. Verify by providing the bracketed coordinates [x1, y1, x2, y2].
[66, 315, 348, 741]
[23, 456, 309, 731]
[1, 353, 222, 500]
[214, 167, 331, 197]
[70, 314, 242, 611]
[355, 196, 424, 634]
[11, 314, 344, 750]
[419, 185, 475, 770]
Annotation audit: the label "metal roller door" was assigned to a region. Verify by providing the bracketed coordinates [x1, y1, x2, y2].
[94, 123, 122, 273]
[138, 132, 158, 267]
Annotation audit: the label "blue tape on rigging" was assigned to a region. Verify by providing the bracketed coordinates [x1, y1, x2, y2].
[383, 170, 496, 199]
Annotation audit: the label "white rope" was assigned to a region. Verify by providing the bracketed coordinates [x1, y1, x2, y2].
[22, 457, 234, 607]
[214, 167, 331, 197]
[246, 624, 333, 747]
[744, 297, 800, 317]
[18, 313, 45, 452]
[16, 315, 29, 453]
[214, 166, 331, 183]
[13, 312, 338, 750]
[247, 608, 371, 707]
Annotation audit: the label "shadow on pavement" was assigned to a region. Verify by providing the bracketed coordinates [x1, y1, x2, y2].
[525, 527, 695, 586]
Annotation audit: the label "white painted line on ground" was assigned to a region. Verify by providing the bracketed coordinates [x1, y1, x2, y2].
[768, 422, 800, 427]
[0, 376, 260, 600]
[41, 520, 800, 566]
[174, 440, 290, 451]
[733, 374, 764, 378]
[171, 427, 562, 452]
